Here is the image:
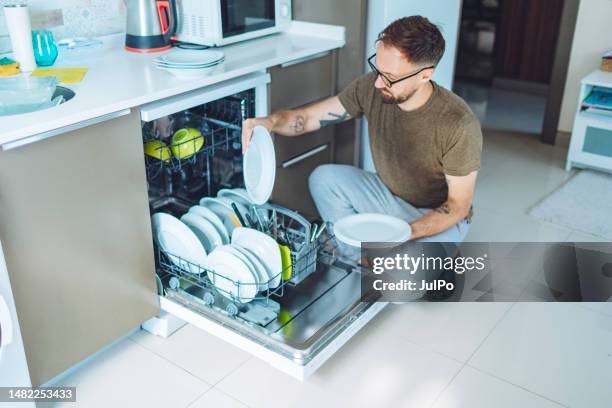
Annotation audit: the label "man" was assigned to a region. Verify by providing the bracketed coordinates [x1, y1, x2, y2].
[242, 16, 482, 242]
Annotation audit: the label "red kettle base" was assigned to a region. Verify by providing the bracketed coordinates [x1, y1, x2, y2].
[125, 44, 172, 53]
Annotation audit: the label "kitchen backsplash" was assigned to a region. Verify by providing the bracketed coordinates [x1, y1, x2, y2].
[0, 0, 125, 53]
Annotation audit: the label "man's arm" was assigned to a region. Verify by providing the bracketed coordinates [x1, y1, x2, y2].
[241, 96, 350, 153]
[409, 171, 478, 240]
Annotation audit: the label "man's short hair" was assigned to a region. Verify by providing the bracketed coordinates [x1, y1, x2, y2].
[377, 16, 445, 66]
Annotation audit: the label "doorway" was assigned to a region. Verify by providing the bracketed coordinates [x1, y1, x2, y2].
[452, 0, 578, 144]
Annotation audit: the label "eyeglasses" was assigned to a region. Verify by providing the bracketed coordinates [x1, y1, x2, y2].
[367, 54, 434, 88]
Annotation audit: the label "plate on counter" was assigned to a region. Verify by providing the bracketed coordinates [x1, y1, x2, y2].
[155, 50, 225, 66]
[152, 212, 208, 274]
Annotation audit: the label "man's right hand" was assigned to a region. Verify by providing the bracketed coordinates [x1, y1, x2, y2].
[241, 117, 274, 154]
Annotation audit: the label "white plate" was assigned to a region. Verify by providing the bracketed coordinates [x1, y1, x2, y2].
[207, 245, 258, 303]
[333, 213, 412, 248]
[151, 212, 208, 274]
[158, 65, 221, 78]
[216, 196, 249, 225]
[217, 188, 254, 208]
[231, 244, 270, 291]
[243, 126, 276, 205]
[154, 57, 224, 68]
[231, 227, 282, 288]
[188, 205, 229, 244]
[180, 213, 223, 253]
[199, 197, 238, 234]
[155, 49, 225, 66]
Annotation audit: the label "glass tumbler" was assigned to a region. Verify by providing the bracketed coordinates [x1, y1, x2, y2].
[32, 30, 58, 67]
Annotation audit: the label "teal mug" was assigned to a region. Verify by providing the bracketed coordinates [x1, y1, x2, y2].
[32, 30, 58, 67]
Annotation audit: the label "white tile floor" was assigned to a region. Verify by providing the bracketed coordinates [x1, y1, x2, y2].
[42, 126, 611, 407]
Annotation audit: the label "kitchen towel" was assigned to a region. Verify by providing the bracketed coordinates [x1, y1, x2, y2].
[3, 4, 36, 72]
[31, 68, 88, 83]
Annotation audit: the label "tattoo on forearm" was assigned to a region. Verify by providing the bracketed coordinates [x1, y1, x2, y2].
[434, 203, 450, 215]
[291, 115, 305, 134]
[320, 111, 350, 127]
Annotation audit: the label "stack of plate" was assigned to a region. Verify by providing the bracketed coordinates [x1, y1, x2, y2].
[154, 49, 225, 78]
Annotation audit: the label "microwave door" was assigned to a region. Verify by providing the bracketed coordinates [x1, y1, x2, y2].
[221, 0, 275, 40]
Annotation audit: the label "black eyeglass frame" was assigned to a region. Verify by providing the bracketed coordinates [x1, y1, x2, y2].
[367, 54, 435, 87]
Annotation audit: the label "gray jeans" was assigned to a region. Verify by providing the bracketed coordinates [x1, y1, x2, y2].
[308, 164, 470, 244]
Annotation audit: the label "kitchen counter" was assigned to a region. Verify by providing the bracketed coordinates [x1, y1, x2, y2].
[0, 21, 344, 147]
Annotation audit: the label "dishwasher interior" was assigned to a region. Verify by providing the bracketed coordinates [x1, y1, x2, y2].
[141, 81, 381, 367]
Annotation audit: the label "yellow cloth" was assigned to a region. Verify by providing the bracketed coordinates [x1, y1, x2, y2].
[31, 67, 88, 83]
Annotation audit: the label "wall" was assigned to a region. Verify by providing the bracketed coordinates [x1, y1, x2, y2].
[0, 0, 125, 53]
[558, 0, 612, 132]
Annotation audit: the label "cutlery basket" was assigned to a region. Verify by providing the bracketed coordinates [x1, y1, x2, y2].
[249, 203, 321, 285]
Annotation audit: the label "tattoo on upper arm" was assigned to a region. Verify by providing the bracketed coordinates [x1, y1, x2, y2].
[434, 202, 450, 215]
[319, 111, 350, 127]
[291, 115, 305, 134]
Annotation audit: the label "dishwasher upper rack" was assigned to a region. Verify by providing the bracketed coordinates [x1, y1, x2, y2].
[144, 116, 242, 178]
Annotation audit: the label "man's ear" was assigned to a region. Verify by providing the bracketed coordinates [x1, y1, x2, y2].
[421, 68, 435, 82]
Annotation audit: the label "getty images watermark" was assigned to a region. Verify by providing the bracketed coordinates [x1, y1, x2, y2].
[370, 252, 488, 292]
[359, 242, 612, 302]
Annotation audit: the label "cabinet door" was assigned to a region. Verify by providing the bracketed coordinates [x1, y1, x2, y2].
[270, 53, 333, 111]
[0, 109, 158, 386]
[271, 136, 332, 218]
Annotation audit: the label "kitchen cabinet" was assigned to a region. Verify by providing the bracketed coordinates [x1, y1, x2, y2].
[0, 109, 158, 386]
[269, 52, 337, 217]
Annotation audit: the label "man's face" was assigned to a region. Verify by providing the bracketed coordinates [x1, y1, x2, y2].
[373, 43, 434, 104]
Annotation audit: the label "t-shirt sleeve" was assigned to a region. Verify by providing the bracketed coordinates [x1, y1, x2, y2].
[442, 114, 483, 176]
[337, 73, 375, 118]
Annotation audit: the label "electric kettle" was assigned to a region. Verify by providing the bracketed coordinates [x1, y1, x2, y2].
[125, 0, 177, 52]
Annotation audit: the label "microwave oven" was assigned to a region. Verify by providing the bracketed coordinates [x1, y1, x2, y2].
[175, 0, 292, 47]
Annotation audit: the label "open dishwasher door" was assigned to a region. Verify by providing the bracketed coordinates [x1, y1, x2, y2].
[159, 255, 386, 380]
[139, 72, 387, 380]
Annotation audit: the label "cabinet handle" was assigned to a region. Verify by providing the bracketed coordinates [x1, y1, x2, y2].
[281, 144, 328, 168]
[1, 109, 132, 151]
[281, 51, 330, 68]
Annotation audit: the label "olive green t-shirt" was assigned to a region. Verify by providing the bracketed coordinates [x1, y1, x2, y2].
[338, 72, 482, 210]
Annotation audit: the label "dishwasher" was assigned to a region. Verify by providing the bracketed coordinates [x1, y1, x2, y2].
[139, 71, 386, 380]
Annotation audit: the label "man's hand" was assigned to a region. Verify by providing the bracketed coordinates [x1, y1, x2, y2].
[409, 171, 478, 240]
[241, 117, 275, 154]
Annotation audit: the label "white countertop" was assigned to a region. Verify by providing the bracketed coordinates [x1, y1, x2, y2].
[0, 21, 344, 147]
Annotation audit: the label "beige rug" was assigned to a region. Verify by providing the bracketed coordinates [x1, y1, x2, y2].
[528, 170, 612, 239]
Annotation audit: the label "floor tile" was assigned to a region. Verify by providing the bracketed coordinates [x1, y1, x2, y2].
[189, 388, 249, 408]
[131, 324, 252, 384]
[41, 338, 210, 408]
[432, 366, 565, 408]
[468, 303, 612, 408]
[217, 324, 462, 408]
[465, 207, 573, 242]
[370, 303, 513, 361]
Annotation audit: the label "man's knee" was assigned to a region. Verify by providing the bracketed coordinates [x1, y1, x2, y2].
[308, 164, 338, 193]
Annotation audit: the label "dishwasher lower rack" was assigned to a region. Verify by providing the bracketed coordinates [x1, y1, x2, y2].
[155, 238, 336, 328]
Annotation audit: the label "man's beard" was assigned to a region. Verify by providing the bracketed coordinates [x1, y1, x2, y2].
[380, 88, 417, 104]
